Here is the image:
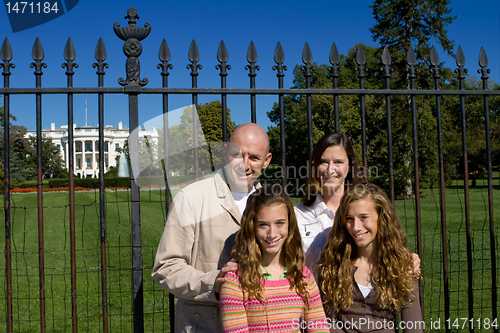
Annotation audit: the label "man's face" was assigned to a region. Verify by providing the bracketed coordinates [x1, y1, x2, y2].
[224, 133, 271, 193]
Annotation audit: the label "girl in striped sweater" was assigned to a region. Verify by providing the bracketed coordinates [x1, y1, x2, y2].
[219, 185, 328, 333]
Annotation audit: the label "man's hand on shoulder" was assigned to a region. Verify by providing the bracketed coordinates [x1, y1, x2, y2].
[411, 253, 422, 277]
[214, 259, 238, 296]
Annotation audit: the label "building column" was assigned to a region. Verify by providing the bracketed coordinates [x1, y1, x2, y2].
[64, 141, 69, 170]
[92, 139, 97, 177]
[73, 140, 76, 176]
[82, 139, 86, 178]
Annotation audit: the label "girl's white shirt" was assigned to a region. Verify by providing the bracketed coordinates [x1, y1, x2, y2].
[357, 283, 375, 298]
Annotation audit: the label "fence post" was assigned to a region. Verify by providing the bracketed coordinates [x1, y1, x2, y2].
[273, 42, 287, 187]
[430, 46, 451, 333]
[356, 45, 368, 181]
[62, 37, 79, 333]
[407, 46, 424, 315]
[31, 37, 47, 333]
[1, 37, 14, 333]
[93, 37, 109, 333]
[114, 7, 151, 333]
[478, 47, 498, 333]
[157, 38, 175, 332]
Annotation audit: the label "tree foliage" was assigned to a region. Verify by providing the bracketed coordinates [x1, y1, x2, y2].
[266, 0, 499, 196]
[27, 135, 67, 179]
[161, 100, 236, 176]
[370, 0, 456, 59]
[1, 105, 68, 181]
[0, 109, 37, 182]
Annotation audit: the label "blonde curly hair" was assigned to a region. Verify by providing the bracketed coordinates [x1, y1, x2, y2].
[316, 183, 416, 316]
[231, 185, 309, 307]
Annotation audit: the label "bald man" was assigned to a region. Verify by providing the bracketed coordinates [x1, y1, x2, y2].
[152, 123, 272, 333]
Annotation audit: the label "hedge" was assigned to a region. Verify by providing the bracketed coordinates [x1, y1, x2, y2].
[49, 177, 131, 189]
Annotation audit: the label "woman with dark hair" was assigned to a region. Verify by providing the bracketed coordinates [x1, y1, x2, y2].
[316, 183, 423, 332]
[295, 133, 365, 268]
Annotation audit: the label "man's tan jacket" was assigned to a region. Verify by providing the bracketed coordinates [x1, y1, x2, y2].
[152, 170, 245, 332]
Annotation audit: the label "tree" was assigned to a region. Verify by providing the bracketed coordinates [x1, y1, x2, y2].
[266, 41, 469, 196]
[367, 0, 458, 192]
[8, 153, 36, 183]
[0, 108, 38, 182]
[159, 100, 236, 177]
[27, 135, 67, 179]
[443, 77, 500, 186]
[266, 46, 388, 181]
[370, 0, 456, 73]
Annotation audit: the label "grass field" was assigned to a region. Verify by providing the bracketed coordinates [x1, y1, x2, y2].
[0, 183, 499, 332]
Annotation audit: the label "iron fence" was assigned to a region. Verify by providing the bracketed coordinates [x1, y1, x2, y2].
[1, 6, 499, 333]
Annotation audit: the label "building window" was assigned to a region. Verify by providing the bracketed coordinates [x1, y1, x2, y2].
[86, 158, 91, 169]
[76, 142, 82, 152]
[85, 142, 92, 152]
[77, 158, 81, 169]
[105, 157, 109, 168]
[115, 143, 120, 150]
[56, 144, 60, 150]
[104, 142, 108, 152]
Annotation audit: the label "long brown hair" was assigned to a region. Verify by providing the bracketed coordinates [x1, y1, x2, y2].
[316, 183, 415, 315]
[302, 132, 364, 207]
[232, 185, 309, 306]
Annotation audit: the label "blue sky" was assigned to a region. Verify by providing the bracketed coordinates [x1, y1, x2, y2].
[0, 0, 499, 132]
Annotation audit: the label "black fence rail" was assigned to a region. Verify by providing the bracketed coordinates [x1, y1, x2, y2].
[1, 7, 499, 333]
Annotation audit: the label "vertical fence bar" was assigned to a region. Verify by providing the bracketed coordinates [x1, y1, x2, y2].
[430, 47, 450, 332]
[93, 37, 109, 333]
[356, 45, 368, 179]
[128, 90, 144, 333]
[406, 47, 424, 312]
[246, 41, 259, 124]
[217, 41, 230, 143]
[478, 47, 498, 333]
[273, 42, 286, 187]
[158, 38, 174, 331]
[381, 47, 394, 202]
[114, 8, 151, 332]
[30, 37, 47, 333]
[302, 42, 313, 156]
[62, 37, 78, 333]
[1, 37, 14, 333]
[188, 40, 201, 180]
[98, 65, 108, 332]
[455, 47, 474, 331]
[329, 43, 340, 132]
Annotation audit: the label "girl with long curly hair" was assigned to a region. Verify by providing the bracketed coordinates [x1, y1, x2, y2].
[219, 185, 328, 333]
[316, 183, 423, 333]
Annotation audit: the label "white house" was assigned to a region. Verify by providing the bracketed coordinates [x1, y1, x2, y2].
[26, 121, 159, 178]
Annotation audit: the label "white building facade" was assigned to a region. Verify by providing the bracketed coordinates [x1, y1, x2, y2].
[26, 121, 159, 178]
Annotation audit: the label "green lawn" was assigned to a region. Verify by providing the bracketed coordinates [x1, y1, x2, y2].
[0, 189, 171, 332]
[0, 185, 499, 332]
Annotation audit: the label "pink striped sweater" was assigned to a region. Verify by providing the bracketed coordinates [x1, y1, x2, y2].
[219, 266, 328, 333]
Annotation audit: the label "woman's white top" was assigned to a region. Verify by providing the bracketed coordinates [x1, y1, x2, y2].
[295, 194, 335, 270]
